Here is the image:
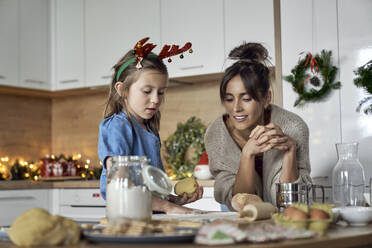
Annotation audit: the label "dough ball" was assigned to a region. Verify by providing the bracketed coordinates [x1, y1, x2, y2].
[174, 177, 198, 197]
[8, 208, 80, 247]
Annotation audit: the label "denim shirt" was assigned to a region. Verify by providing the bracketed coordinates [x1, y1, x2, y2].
[98, 111, 164, 200]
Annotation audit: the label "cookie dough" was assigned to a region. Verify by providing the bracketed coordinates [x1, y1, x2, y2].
[8, 208, 80, 247]
[174, 177, 198, 197]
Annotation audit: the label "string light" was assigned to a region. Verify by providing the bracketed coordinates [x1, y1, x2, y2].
[0, 153, 102, 181]
[169, 174, 177, 180]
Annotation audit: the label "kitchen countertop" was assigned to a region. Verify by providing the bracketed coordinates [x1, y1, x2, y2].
[0, 179, 215, 190]
[1, 223, 372, 248]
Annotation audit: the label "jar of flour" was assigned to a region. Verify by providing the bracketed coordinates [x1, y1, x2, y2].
[106, 156, 172, 222]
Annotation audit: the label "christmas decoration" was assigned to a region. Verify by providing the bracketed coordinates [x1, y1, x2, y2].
[116, 37, 193, 80]
[164, 117, 206, 179]
[0, 154, 102, 181]
[284, 50, 341, 107]
[354, 59, 372, 114]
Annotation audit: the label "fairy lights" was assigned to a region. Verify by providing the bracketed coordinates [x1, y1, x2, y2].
[0, 154, 102, 181]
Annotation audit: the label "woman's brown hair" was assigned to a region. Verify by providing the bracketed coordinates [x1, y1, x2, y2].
[103, 50, 168, 133]
[220, 42, 271, 103]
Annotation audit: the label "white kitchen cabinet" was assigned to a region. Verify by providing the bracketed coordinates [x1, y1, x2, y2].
[337, 0, 372, 180]
[224, 0, 275, 69]
[57, 188, 106, 223]
[281, 0, 372, 186]
[281, 0, 341, 185]
[52, 0, 85, 90]
[19, 0, 50, 90]
[0, 189, 50, 226]
[0, 0, 19, 87]
[85, 0, 161, 87]
[160, 0, 225, 78]
[0, 0, 84, 91]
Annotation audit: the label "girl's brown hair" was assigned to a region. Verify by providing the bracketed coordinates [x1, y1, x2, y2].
[103, 50, 168, 133]
[220, 42, 271, 103]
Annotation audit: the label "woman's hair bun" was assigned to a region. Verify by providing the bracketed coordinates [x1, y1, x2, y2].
[228, 42, 268, 63]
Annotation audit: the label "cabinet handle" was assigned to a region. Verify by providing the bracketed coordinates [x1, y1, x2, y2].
[70, 205, 105, 208]
[0, 75, 5, 79]
[101, 75, 112, 79]
[0, 196, 35, 201]
[24, 79, 46, 84]
[179, 65, 204, 70]
[60, 79, 79, 84]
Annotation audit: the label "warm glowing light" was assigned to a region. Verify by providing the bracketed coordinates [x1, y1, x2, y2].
[169, 174, 177, 180]
[86, 159, 90, 164]
[29, 164, 34, 169]
[84, 165, 89, 169]
[24, 173, 30, 178]
[34, 176, 39, 181]
[186, 172, 193, 177]
[77, 165, 81, 168]
[73, 153, 82, 160]
[90, 171, 94, 175]
[51, 155, 55, 159]
[81, 173, 86, 178]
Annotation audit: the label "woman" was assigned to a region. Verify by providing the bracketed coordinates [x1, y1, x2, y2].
[205, 42, 311, 210]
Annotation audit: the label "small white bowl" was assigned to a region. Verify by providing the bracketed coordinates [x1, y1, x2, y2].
[193, 164, 213, 180]
[332, 207, 341, 222]
[339, 206, 372, 226]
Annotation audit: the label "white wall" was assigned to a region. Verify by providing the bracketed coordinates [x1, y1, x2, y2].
[281, 0, 372, 187]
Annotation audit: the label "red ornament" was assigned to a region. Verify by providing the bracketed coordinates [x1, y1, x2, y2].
[168, 58, 172, 63]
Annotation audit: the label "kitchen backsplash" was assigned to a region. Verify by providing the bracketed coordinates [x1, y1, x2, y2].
[0, 79, 225, 165]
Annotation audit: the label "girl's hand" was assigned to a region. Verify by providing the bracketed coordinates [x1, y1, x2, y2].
[168, 186, 204, 205]
[164, 203, 195, 214]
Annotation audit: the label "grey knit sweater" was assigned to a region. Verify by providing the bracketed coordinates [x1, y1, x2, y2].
[205, 104, 312, 210]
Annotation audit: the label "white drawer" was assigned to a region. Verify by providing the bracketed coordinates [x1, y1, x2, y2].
[59, 189, 105, 206]
[0, 189, 50, 226]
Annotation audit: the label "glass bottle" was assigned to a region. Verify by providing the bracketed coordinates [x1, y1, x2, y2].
[332, 142, 365, 206]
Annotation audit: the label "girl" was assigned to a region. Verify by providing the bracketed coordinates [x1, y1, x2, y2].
[205, 42, 312, 210]
[98, 38, 203, 214]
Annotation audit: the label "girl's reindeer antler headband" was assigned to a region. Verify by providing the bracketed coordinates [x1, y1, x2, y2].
[116, 37, 193, 81]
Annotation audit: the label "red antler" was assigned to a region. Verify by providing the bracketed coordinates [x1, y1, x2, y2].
[158, 42, 192, 59]
[134, 37, 157, 61]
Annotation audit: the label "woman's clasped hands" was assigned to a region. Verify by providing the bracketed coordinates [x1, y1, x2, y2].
[243, 123, 296, 157]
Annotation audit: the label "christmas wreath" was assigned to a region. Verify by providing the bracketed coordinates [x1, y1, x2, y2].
[284, 50, 341, 107]
[354, 60, 372, 114]
[164, 117, 206, 179]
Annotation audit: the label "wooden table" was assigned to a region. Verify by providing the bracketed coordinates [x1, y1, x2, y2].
[1, 223, 372, 248]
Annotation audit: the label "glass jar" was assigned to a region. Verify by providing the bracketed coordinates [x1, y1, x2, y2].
[106, 156, 171, 223]
[332, 142, 366, 207]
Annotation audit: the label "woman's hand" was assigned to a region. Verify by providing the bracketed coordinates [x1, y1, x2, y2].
[168, 186, 204, 205]
[249, 123, 296, 153]
[250, 123, 299, 182]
